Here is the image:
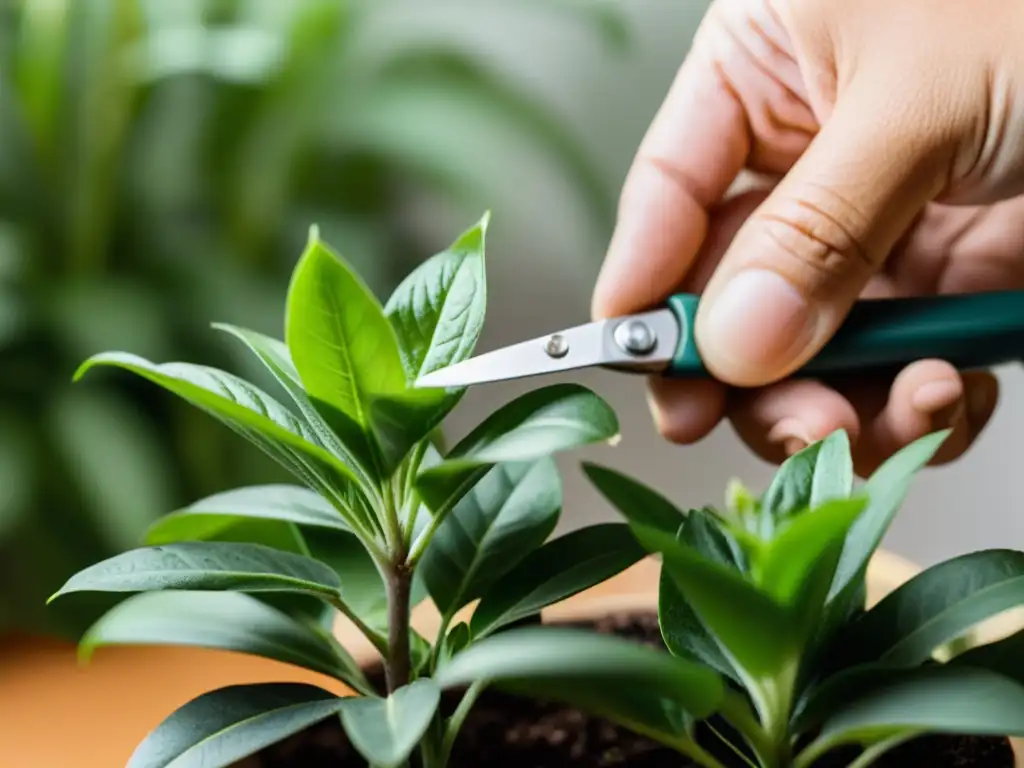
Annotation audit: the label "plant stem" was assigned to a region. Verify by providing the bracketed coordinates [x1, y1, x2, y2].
[385, 562, 413, 693]
[845, 733, 920, 768]
[705, 722, 759, 768]
[408, 511, 445, 565]
[437, 681, 485, 765]
[719, 691, 773, 766]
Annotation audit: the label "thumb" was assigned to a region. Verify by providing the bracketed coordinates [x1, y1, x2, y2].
[693, 85, 956, 387]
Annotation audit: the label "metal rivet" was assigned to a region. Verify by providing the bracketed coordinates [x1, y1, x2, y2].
[614, 320, 657, 356]
[544, 334, 569, 358]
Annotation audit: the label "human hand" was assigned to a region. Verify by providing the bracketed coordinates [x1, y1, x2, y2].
[593, 0, 1024, 477]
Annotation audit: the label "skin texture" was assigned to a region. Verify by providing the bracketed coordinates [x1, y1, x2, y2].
[593, 0, 1024, 477]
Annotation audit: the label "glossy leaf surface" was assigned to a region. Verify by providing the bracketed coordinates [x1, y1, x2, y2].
[127, 682, 345, 768]
[817, 666, 1024, 745]
[51, 541, 342, 602]
[340, 679, 441, 768]
[843, 549, 1024, 667]
[634, 523, 795, 677]
[144, 484, 350, 544]
[470, 522, 645, 638]
[366, 388, 453, 476]
[415, 383, 618, 517]
[759, 498, 866, 606]
[660, 510, 739, 681]
[828, 431, 949, 603]
[420, 459, 560, 617]
[79, 591, 367, 691]
[809, 430, 855, 508]
[284, 231, 405, 447]
[384, 213, 488, 383]
[951, 629, 1024, 683]
[73, 353, 365, 527]
[583, 462, 685, 533]
[212, 323, 374, 483]
[437, 626, 724, 723]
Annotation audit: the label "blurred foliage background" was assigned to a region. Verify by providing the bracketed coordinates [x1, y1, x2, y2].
[0, 0, 633, 638]
[1, 0, 1020, 643]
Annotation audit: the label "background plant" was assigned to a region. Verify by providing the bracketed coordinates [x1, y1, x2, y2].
[0, 0, 625, 637]
[440, 429, 1024, 767]
[49, 213, 648, 768]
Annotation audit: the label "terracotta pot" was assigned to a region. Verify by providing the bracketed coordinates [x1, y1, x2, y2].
[0, 550, 1020, 767]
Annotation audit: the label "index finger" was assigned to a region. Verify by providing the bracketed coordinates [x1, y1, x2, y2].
[591, 13, 751, 319]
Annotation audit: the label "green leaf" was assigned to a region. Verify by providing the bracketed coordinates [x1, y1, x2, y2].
[582, 462, 686, 533]
[828, 431, 949, 605]
[127, 682, 346, 768]
[384, 212, 488, 383]
[340, 679, 441, 768]
[950, 628, 1024, 683]
[284, 229, 405, 437]
[660, 511, 740, 682]
[436, 627, 724, 729]
[79, 591, 369, 693]
[760, 498, 866, 606]
[366, 388, 453, 476]
[144, 485, 351, 545]
[810, 430, 855, 508]
[73, 353, 369, 532]
[633, 523, 796, 677]
[842, 549, 1024, 667]
[759, 441, 822, 535]
[420, 459, 561, 618]
[470, 523, 645, 638]
[414, 383, 618, 519]
[438, 621, 471, 668]
[154, 516, 335, 630]
[212, 323, 375, 485]
[50, 541, 343, 603]
[815, 666, 1024, 746]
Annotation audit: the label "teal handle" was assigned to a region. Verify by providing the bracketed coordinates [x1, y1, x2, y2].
[666, 291, 1024, 378]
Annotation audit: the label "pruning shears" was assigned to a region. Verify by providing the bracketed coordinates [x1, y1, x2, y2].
[413, 291, 1024, 389]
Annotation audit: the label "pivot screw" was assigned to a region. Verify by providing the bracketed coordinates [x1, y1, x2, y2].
[544, 333, 569, 358]
[614, 320, 657, 356]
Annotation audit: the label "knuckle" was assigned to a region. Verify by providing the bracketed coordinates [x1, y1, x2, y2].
[753, 186, 877, 282]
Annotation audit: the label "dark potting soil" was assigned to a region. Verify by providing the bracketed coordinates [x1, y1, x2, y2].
[237, 612, 1015, 768]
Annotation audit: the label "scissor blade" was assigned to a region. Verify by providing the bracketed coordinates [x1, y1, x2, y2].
[414, 309, 679, 388]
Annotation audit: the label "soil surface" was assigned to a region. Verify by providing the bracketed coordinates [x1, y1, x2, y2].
[236, 612, 1015, 768]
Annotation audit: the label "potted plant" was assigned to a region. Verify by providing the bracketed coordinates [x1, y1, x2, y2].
[47, 213, 1024, 767]
[441, 429, 1024, 766]
[48, 212, 650, 767]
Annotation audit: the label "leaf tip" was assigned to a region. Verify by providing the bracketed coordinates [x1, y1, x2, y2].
[306, 223, 321, 248]
[606, 433, 622, 447]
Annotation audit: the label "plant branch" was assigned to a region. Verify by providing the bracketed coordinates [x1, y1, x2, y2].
[329, 596, 388, 657]
[385, 563, 414, 692]
[845, 732, 920, 768]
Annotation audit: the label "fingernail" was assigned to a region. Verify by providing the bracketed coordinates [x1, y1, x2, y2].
[768, 418, 813, 455]
[700, 270, 815, 383]
[911, 380, 961, 415]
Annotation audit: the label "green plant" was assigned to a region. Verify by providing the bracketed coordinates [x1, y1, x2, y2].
[0, 0, 625, 637]
[440, 429, 1024, 767]
[49, 213, 646, 768]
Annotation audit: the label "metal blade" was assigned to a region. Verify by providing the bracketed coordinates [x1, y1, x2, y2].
[414, 309, 679, 388]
